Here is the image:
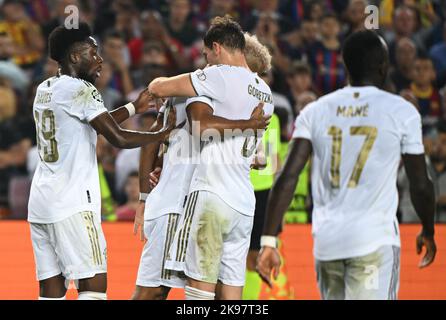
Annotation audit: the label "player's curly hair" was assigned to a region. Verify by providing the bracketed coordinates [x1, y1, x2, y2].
[48, 23, 92, 63]
[244, 33, 272, 74]
[203, 15, 245, 51]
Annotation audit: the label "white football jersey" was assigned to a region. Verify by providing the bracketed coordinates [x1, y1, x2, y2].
[144, 97, 208, 219]
[293, 86, 424, 260]
[28, 75, 108, 223]
[188, 65, 274, 216]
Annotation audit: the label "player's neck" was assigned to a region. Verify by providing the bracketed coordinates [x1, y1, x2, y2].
[349, 78, 383, 89]
[59, 64, 80, 79]
[219, 51, 250, 69]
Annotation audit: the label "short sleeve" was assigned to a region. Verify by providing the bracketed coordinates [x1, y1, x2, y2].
[186, 96, 215, 111]
[190, 66, 226, 102]
[292, 103, 315, 141]
[401, 112, 424, 155]
[65, 81, 107, 122]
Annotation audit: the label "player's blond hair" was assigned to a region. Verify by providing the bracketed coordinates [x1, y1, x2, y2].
[244, 33, 272, 74]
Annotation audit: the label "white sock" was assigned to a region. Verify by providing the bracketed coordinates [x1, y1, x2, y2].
[38, 296, 66, 300]
[185, 286, 215, 300]
[77, 291, 107, 300]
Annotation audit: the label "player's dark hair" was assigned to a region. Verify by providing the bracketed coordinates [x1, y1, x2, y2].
[342, 30, 388, 84]
[48, 23, 92, 64]
[203, 15, 245, 51]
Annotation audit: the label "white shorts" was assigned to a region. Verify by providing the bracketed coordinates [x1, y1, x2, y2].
[165, 191, 254, 287]
[30, 211, 107, 281]
[136, 213, 186, 288]
[315, 245, 400, 300]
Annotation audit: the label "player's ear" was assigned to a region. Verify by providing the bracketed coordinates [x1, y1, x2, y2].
[69, 51, 80, 65]
[212, 42, 221, 55]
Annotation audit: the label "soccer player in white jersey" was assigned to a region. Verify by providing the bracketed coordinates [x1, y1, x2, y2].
[131, 32, 273, 300]
[145, 16, 274, 300]
[28, 23, 174, 300]
[257, 30, 437, 300]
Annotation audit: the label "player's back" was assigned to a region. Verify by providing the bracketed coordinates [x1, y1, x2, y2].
[294, 86, 424, 260]
[28, 75, 107, 224]
[189, 65, 274, 216]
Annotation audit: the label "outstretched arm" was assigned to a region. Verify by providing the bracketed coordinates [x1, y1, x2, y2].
[109, 89, 155, 124]
[148, 74, 196, 98]
[90, 109, 174, 149]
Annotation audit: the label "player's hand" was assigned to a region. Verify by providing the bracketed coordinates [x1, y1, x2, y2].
[256, 246, 281, 288]
[416, 232, 437, 268]
[133, 201, 145, 241]
[133, 88, 153, 114]
[249, 103, 271, 130]
[149, 167, 162, 190]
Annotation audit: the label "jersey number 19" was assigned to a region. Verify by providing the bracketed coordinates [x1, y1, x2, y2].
[34, 110, 59, 162]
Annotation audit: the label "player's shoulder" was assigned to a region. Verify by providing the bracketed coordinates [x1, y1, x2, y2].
[374, 88, 420, 117]
[46, 75, 90, 97]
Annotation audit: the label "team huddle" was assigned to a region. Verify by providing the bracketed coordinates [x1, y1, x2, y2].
[28, 16, 437, 301]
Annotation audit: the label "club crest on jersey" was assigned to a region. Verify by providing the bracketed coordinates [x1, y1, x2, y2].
[91, 89, 104, 103]
[197, 70, 206, 81]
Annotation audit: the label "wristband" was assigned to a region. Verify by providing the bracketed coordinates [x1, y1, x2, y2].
[124, 102, 136, 117]
[139, 192, 149, 201]
[260, 235, 278, 248]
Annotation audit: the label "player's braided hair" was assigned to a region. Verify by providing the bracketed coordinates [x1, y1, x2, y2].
[203, 15, 245, 51]
[48, 23, 92, 64]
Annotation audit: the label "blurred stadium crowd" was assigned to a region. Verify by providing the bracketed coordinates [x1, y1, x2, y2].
[0, 0, 445, 223]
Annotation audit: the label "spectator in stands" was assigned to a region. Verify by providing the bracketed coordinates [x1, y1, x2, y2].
[344, 0, 368, 37]
[0, 82, 31, 217]
[95, 62, 123, 111]
[165, 0, 199, 47]
[101, 30, 134, 98]
[0, 31, 29, 93]
[260, 69, 293, 135]
[253, 14, 291, 75]
[431, 120, 446, 222]
[128, 11, 190, 72]
[386, 5, 426, 65]
[307, 0, 325, 21]
[0, 0, 45, 69]
[410, 55, 443, 134]
[429, 21, 446, 87]
[116, 171, 140, 221]
[307, 13, 346, 95]
[390, 37, 417, 92]
[299, 18, 319, 48]
[286, 61, 315, 113]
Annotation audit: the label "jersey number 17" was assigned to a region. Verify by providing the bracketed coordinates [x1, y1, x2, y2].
[328, 126, 377, 189]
